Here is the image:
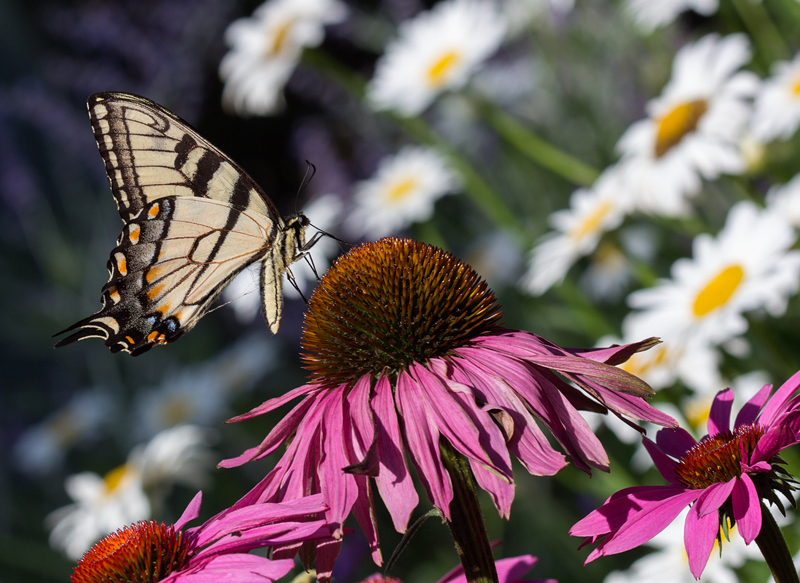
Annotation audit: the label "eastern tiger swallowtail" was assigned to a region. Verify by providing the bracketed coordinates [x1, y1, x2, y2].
[54, 92, 317, 356]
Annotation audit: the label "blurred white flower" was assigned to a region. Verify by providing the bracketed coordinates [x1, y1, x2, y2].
[225, 195, 344, 321]
[626, 201, 800, 349]
[603, 508, 762, 583]
[766, 173, 800, 229]
[220, 0, 348, 116]
[624, 0, 718, 33]
[347, 146, 459, 238]
[520, 166, 631, 295]
[580, 242, 632, 303]
[617, 34, 759, 217]
[751, 53, 800, 142]
[13, 390, 118, 476]
[133, 335, 275, 438]
[47, 425, 214, 560]
[367, 0, 506, 116]
[501, 0, 574, 37]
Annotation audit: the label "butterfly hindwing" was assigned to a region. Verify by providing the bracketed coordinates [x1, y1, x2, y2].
[55, 92, 310, 355]
[55, 197, 277, 355]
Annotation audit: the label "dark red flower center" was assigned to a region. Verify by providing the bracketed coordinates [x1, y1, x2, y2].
[301, 238, 502, 388]
[674, 424, 766, 489]
[71, 521, 189, 583]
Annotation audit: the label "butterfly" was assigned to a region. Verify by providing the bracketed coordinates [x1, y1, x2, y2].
[55, 92, 319, 356]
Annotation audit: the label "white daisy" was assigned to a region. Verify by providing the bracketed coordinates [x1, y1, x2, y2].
[366, 0, 507, 116]
[347, 146, 460, 239]
[604, 508, 763, 583]
[624, 0, 718, 33]
[220, 0, 347, 116]
[502, 0, 575, 37]
[627, 201, 800, 349]
[225, 194, 343, 321]
[47, 464, 149, 559]
[617, 34, 759, 217]
[520, 166, 631, 296]
[580, 242, 632, 303]
[752, 53, 800, 142]
[766, 173, 800, 229]
[47, 425, 215, 559]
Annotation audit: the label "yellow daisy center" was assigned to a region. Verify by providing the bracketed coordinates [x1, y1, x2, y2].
[654, 99, 708, 158]
[267, 19, 294, 57]
[427, 50, 461, 87]
[621, 344, 668, 377]
[387, 177, 419, 203]
[792, 72, 800, 97]
[103, 464, 130, 493]
[569, 201, 613, 241]
[692, 264, 744, 318]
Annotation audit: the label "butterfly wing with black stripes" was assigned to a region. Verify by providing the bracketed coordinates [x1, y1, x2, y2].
[54, 92, 308, 355]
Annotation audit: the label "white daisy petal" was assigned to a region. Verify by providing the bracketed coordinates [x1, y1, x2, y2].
[347, 146, 460, 239]
[220, 0, 348, 116]
[617, 34, 756, 217]
[366, 0, 507, 116]
[751, 53, 800, 142]
[625, 0, 718, 33]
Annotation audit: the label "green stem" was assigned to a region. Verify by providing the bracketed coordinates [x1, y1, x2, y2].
[730, 0, 791, 66]
[440, 442, 498, 583]
[754, 500, 799, 583]
[479, 102, 600, 188]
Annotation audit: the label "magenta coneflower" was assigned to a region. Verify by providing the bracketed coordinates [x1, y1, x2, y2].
[70, 492, 329, 583]
[223, 238, 675, 578]
[359, 554, 554, 583]
[571, 371, 800, 579]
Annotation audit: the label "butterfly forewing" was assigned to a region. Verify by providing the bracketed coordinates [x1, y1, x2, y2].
[55, 92, 307, 355]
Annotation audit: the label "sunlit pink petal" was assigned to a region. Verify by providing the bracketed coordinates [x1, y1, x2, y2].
[707, 388, 734, 434]
[735, 383, 773, 427]
[642, 438, 679, 485]
[685, 504, 719, 579]
[694, 480, 735, 517]
[732, 473, 762, 543]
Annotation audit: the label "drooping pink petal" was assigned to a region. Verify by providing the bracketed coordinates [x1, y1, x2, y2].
[577, 382, 676, 426]
[587, 489, 702, 558]
[694, 480, 736, 517]
[437, 554, 542, 583]
[452, 356, 566, 475]
[351, 474, 382, 565]
[174, 491, 202, 531]
[735, 383, 773, 427]
[759, 370, 800, 427]
[395, 371, 454, 518]
[219, 394, 318, 467]
[371, 374, 419, 532]
[318, 388, 359, 538]
[571, 486, 696, 537]
[316, 537, 343, 583]
[707, 388, 734, 435]
[411, 363, 510, 477]
[165, 554, 295, 583]
[732, 473, 762, 543]
[469, 457, 515, 518]
[226, 383, 320, 422]
[655, 427, 697, 459]
[642, 438, 680, 485]
[563, 337, 662, 365]
[199, 521, 329, 557]
[685, 503, 719, 579]
[345, 375, 377, 475]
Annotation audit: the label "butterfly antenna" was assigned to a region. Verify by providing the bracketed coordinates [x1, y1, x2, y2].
[294, 161, 317, 215]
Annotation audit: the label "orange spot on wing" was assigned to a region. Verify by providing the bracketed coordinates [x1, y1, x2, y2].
[148, 203, 160, 218]
[146, 266, 163, 284]
[129, 224, 140, 244]
[147, 331, 166, 344]
[125, 335, 135, 345]
[117, 256, 127, 276]
[147, 283, 166, 300]
[108, 286, 121, 304]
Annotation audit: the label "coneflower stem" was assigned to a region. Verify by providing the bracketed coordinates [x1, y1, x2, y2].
[440, 442, 498, 583]
[754, 500, 799, 583]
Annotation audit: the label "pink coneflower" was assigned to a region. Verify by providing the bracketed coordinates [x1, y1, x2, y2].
[223, 238, 675, 578]
[571, 372, 800, 579]
[70, 492, 329, 583]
